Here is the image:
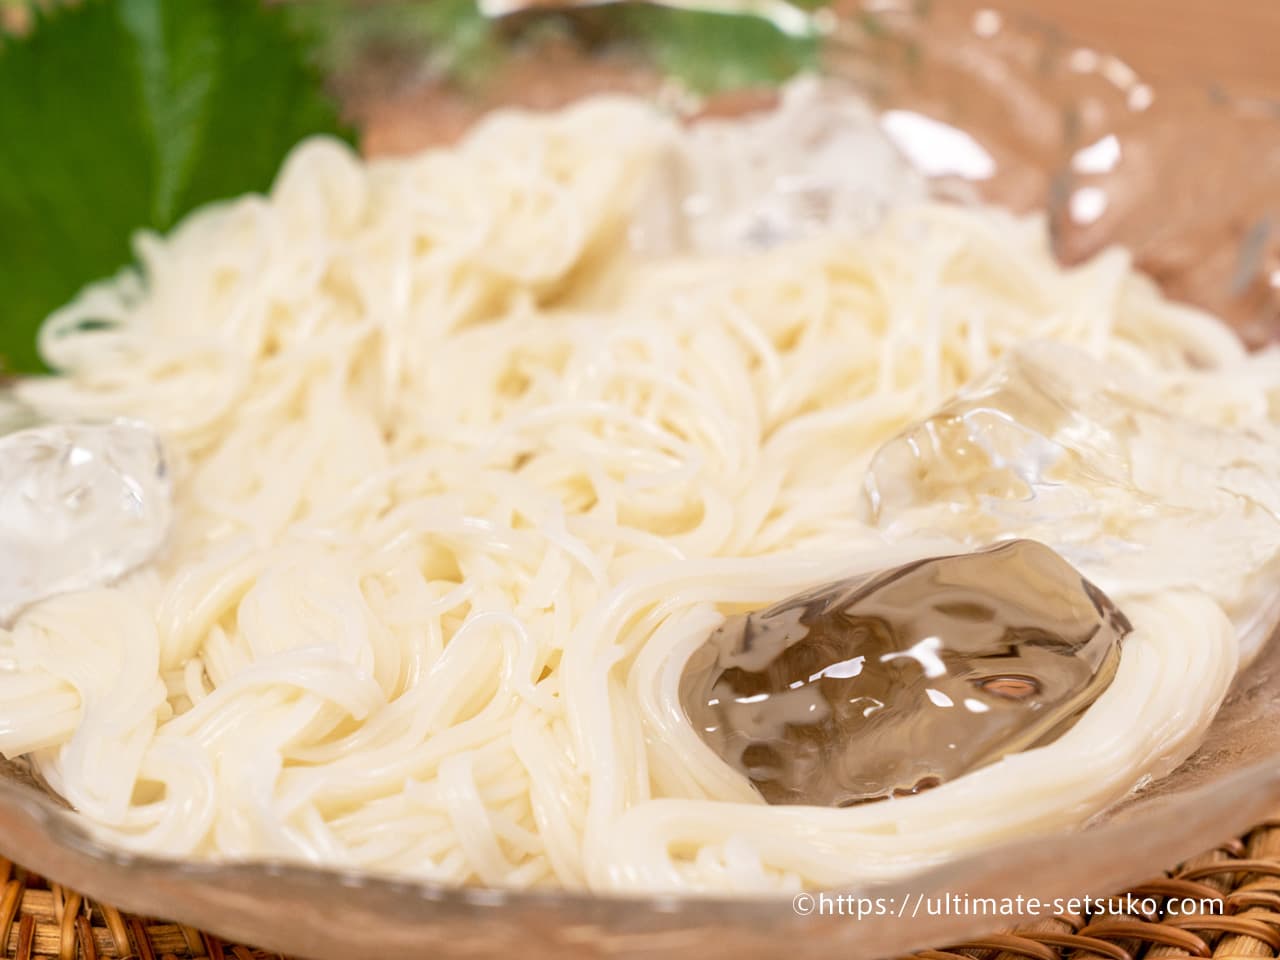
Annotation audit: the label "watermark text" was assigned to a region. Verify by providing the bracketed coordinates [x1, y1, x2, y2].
[791, 892, 1223, 920]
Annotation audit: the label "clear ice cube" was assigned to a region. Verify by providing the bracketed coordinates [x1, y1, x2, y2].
[0, 418, 172, 626]
[864, 343, 1280, 618]
[680, 540, 1127, 807]
[630, 78, 927, 255]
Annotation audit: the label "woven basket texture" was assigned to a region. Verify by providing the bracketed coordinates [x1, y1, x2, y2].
[3, 813, 1280, 960]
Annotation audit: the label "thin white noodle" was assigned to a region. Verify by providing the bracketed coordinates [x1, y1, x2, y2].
[1, 97, 1274, 891]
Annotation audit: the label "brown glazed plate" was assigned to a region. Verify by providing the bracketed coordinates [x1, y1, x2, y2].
[2, 2, 1280, 958]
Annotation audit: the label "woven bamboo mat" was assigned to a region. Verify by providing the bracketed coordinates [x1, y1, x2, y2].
[1, 812, 1278, 960]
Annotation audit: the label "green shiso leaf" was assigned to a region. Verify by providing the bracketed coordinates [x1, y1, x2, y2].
[619, 4, 824, 94]
[286, 0, 504, 90]
[0, 0, 350, 374]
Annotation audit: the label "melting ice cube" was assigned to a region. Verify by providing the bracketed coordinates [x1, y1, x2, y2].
[631, 78, 927, 255]
[864, 343, 1280, 631]
[680, 540, 1128, 807]
[0, 418, 172, 625]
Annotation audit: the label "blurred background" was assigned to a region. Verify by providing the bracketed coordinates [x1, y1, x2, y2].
[334, 0, 1280, 153]
[957, 0, 1278, 98]
[4, 0, 1277, 370]
[4, 0, 1277, 147]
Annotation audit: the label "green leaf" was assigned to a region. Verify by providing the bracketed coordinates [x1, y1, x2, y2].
[117, 0, 220, 226]
[289, 1, 830, 97]
[0, 0, 350, 375]
[288, 0, 502, 89]
[620, 6, 823, 95]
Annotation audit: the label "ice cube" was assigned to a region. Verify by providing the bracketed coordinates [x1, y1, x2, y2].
[680, 540, 1127, 807]
[630, 78, 927, 255]
[0, 419, 172, 626]
[864, 343, 1280, 630]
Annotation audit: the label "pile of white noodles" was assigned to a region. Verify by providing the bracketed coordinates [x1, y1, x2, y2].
[3, 96, 1279, 893]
